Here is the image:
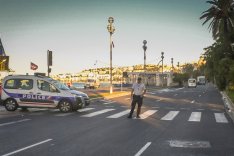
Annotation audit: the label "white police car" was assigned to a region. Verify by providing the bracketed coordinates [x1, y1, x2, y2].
[1, 74, 90, 112]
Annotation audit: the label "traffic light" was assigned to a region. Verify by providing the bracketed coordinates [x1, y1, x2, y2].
[0, 56, 9, 71]
[47, 50, 52, 66]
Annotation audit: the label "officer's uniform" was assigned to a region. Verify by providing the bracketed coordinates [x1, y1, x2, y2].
[128, 82, 146, 118]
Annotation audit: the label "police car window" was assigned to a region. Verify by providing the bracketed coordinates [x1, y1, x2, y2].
[5, 79, 33, 90]
[37, 80, 58, 92]
[4, 79, 17, 89]
[18, 79, 33, 90]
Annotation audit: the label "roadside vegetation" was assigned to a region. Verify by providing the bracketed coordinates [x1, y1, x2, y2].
[199, 0, 234, 102]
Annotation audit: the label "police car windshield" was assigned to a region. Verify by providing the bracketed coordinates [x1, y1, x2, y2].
[53, 81, 70, 90]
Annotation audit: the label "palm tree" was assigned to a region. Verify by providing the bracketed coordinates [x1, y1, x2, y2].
[200, 0, 234, 40]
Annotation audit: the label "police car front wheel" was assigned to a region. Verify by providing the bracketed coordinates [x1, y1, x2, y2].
[4, 99, 18, 111]
[59, 100, 72, 112]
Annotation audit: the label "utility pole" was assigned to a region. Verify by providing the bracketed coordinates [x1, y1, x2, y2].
[47, 50, 52, 77]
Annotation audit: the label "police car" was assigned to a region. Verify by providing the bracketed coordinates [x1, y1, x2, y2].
[0, 74, 90, 112]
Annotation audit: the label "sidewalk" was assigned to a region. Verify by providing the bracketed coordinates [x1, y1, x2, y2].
[221, 91, 234, 122]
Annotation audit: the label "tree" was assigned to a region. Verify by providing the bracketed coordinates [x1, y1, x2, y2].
[200, 0, 234, 40]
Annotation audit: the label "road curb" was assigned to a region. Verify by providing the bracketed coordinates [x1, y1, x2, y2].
[221, 91, 234, 123]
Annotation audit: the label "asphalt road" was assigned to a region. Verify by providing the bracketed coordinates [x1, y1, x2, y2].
[0, 84, 234, 156]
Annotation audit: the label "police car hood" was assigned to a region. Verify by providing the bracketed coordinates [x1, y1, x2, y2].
[69, 90, 88, 97]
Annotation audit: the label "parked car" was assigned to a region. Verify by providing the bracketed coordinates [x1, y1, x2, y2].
[197, 76, 206, 85]
[71, 82, 85, 89]
[1, 74, 90, 112]
[85, 79, 100, 89]
[188, 78, 197, 88]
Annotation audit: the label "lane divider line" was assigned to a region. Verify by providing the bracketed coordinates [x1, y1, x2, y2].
[0, 119, 31, 127]
[135, 142, 152, 156]
[2, 139, 53, 156]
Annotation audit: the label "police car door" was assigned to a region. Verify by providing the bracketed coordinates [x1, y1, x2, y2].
[35, 79, 59, 108]
[4, 78, 34, 106]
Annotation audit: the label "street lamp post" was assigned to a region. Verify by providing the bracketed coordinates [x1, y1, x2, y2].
[161, 52, 164, 74]
[171, 58, 174, 71]
[177, 62, 180, 72]
[161, 52, 164, 87]
[107, 17, 115, 94]
[142, 40, 147, 84]
[142, 40, 147, 72]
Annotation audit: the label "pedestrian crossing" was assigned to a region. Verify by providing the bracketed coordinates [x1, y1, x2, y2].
[188, 112, 201, 122]
[161, 111, 179, 121]
[23, 107, 231, 124]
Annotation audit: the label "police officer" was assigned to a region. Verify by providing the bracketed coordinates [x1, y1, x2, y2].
[128, 77, 146, 118]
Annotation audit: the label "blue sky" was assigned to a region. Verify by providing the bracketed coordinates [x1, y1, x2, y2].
[0, 0, 213, 74]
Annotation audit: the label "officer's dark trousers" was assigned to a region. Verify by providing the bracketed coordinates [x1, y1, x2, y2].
[129, 95, 143, 117]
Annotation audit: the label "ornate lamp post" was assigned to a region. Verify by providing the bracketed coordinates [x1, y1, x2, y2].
[161, 52, 164, 75]
[171, 58, 174, 71]
[107, 17, 115, 94]
[142, 40, 147, 72]
[177, 62, 180, 72]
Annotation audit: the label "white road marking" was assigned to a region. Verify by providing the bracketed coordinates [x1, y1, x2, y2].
[103, 101, 115, 105]
[174, 94, 178, 96]
[161, 111, 179, 121]
[199, 95, 202, 97]
[188, 112, 201, 122]
[0, 119, 31, 127]
[175, 88, 184, 91]
[2, 139, 53, 156]
[81, 109, 115, 117]
[135, 142, 152, 156]
[107, 109, 130, 118]
[54, 113, 74, 117]
[77, 108, 94, 112]
[191, 100, 195, 103]
[138, 110, 157, 119]
[169, 140, 211, 148]
[214, 113, 228, 123]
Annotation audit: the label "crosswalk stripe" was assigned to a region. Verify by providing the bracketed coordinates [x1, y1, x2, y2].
[81, 109, 115, 117]
[107, 109, 130, 118]
[138, 110, 157, 119]
[161, 111, 179, 121]
[214, 113, 228, 123]
[78, 108, 94, 113]
[188, 112, 201, 122]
